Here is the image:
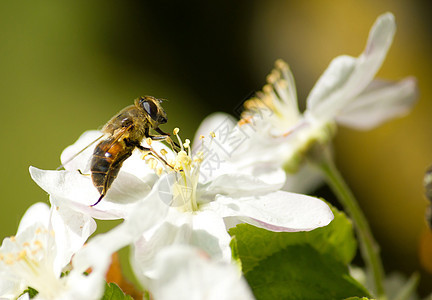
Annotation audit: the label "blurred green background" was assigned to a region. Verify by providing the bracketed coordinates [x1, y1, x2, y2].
[1, 0, 431, 296]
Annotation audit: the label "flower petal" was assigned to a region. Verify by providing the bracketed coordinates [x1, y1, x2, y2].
[149, 245, 254, 300]
[307, 12, 396, 121]
[16, 202, 50, 235]
[50, 204, 96, 274]
[71, 176, 170, 296]
[60, 130, 103, 171]
[29, 166, 153, 219]
[191, 210, 232, 262]
[193, 112, 238, 151]
[198, 168, 285, 202]
[208, 191, 334, 232]
[131, 209, 231, 285]
[335, 77, 418, 130]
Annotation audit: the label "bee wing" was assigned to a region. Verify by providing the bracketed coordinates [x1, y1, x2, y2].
[56, 133, 105, 170]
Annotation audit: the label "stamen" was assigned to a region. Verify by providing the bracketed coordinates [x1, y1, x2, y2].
[183, 139, 191, 156]
[174, 130, 184, 152]
[156, 166, 163, 176]
[146, 137, 152, 146]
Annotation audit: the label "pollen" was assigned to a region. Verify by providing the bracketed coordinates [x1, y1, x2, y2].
[275, 59, 288, 71]
[33, 240, 43, 249]
[18, 249, 27, 260]
[156, 166, 163, 176]
[147, 158, 158, 170]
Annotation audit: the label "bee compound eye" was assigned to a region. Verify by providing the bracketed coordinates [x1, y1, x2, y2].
[141, 100, 159, 121]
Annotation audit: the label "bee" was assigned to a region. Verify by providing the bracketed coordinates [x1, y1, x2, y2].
[60, 96, 179, 206]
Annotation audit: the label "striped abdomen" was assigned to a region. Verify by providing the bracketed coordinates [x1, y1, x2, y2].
[90, 138, 134, 205]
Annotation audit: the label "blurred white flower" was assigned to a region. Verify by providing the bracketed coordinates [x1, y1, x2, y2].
[148, 245, 255, 300]
[0, 202, 96, 300]
[199, 12, 417, 177]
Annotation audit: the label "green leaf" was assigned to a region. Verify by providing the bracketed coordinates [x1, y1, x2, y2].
[229, 205, 371, 299]
[229, 205, 357, 273]
[101, 282, 133, 300]
[245, 244, 370, 300]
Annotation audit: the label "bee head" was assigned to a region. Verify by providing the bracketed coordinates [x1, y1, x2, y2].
[136, 96, 168, 126]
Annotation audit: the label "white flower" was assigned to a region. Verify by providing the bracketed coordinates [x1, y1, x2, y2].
[29, 126, 333, 286]
[128, 130, 333, 284]
[148, 245, 255, 300]
[202, 12, 417, 176]
[0, 202, 96, 300]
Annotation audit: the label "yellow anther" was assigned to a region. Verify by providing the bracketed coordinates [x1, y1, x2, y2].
[22, 242, 30, 248]
[148, 158, 158, 170]
[33, 240, 43, 248]
[183, 139, 190, 148]
[275, 59, 288, 71]
[9, 236, 16, 242]
[173, 128, 180, 135]
[156, 167, 163, 176]
[263, 84, 273, 94]
[160, 149, 168, 156]
[199, 135, 205, 140]
[18, 249, 27, 260]
[210, 132, 216, 138]
[146, 137, 152, 145]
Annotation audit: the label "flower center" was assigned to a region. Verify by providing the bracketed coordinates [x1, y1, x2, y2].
[0, 226, 65, 298]
[240, 59, 301, 136]
[146, 128, 213, 212]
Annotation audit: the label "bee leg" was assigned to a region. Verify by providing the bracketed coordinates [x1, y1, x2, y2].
[153, 128, 181, 152]
[77, 169, 91, 176]
[136, 144, 176, 170]
[90, 193, 105, 207]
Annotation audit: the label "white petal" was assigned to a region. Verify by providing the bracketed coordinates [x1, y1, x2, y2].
[132, 213, 193, 285]
[72, 176, 170, 275]
[209, 191, 334, 232]
[193, 112, 238, 151]
[307, 12, 396, 120]
[191, 211, 232, 262]
[132, 209, 231, 285]
[198, 169, 285, 202]
[149, 245, 254, 300]
[29, 166, 152, 219]
[60, 130, 103, 172]
[335, 77, 418, 130]
[50, 205, 96, 275]
[282, 163, 324, 194]
[17, 202, 50, 235]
